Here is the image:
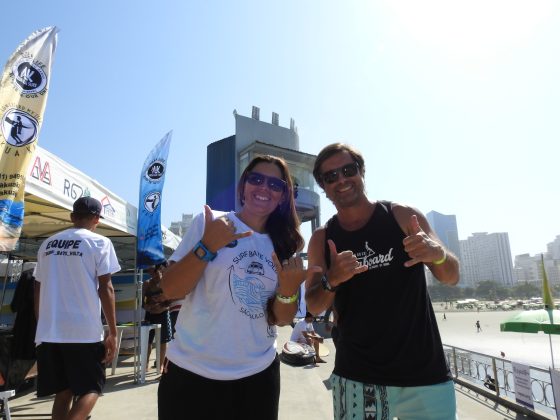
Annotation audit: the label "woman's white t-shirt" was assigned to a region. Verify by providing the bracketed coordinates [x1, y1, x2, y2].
[167, 210, 278, 380]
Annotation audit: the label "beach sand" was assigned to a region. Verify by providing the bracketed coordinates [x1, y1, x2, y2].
[435, 308, 559, 369]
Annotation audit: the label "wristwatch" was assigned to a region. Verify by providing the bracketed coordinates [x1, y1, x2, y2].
[321, 274, 337, 292]
[193, 241, 217, 262]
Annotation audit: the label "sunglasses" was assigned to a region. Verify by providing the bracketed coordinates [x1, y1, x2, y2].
[320, 162, 360, 184]
[246, 171, 287, 193]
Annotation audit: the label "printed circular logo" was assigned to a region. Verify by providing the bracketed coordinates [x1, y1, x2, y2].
[12, 58, 47, 94]
[145, 161, 165, 181]
[1, 109, 38, 147]
[143, 192, 161, 213]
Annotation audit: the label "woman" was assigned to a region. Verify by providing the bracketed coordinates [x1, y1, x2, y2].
[158, 155, 319, 420]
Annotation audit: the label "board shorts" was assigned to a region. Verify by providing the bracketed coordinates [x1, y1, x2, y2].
[330, 373, 456, 420]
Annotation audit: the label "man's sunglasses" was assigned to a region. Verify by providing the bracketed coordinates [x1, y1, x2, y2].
[321, 162, 360, 185]
[246, 171, 287, 193]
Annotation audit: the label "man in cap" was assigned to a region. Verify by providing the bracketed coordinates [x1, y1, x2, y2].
[305, 143, 460, 420]
[34, 196, 121, 419]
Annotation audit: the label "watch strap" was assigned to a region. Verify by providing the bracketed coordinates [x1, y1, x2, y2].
[321, 274, 337, 292]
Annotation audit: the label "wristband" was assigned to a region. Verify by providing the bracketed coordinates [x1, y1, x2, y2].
[433, 249, 447, 265]
[275, 290, 299, 304]
[321, 274, 337, 292]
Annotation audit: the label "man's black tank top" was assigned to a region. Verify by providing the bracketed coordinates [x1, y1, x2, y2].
[325, 201, 450, 386]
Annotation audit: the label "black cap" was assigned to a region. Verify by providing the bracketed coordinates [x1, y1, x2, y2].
[73, 196, 104, 218]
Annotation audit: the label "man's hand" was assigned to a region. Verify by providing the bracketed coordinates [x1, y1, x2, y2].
[403, 215, 445, 267]
[304, 331, 324, 343]
[102, 334, 117, 364]
[326, 240, 368, 288]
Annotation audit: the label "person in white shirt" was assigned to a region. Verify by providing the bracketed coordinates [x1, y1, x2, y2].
[158, 155, 321, 420]
[290, 312, 326, 364]
[34, 197, 120, 420]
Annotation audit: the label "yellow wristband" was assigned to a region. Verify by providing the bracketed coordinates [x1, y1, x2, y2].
[433, 249, 447, 265]
[275, 290, 300, 304]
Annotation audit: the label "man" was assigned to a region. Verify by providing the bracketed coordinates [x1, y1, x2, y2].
[290, 312, 326, 364]
[305, 143, 460, 420]
[142, 262, 171, 373]
[34, 197, 121, 420]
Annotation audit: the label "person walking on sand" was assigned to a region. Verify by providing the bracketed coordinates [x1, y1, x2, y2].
[476, 320, 482, 332]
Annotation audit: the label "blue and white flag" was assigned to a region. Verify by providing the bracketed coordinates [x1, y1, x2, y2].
[136, 131, 172, 269]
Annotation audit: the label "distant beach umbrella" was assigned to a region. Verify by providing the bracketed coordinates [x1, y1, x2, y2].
[500, 255, 558, 368]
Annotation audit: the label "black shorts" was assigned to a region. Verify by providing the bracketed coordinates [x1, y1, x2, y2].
[145, 310, 172, 343]
[158, 355, 280, 420]
[36, 342, 106, 398]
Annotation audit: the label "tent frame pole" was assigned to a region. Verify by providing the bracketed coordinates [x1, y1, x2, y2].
[0, 253, 12, 323]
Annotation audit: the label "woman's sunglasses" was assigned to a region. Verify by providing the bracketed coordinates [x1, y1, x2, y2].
[246, 171, 287, 193]
[321, 162, 360, 185]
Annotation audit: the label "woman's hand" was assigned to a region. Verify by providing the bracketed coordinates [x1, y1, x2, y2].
[272, 252, 322, 297]
[201, 205, 252, 252]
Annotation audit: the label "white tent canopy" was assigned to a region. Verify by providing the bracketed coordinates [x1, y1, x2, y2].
[6, 145, 179, 269]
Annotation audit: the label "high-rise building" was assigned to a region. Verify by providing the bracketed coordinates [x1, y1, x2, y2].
[547, 235, 560, 260]
[460, 232, 514, 287]
[514, 243, 560, 286]
[206, 107, 320, 230]
[426, 210, 461, 261]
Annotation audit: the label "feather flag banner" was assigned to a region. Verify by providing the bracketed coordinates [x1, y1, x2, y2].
[0, 27, 59, 250]
[136, 131, 172, 268]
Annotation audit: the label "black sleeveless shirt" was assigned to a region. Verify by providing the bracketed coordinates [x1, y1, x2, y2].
[325, 201, 450, 386]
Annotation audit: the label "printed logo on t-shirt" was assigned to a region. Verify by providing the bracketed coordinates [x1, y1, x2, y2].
[355, 241, 394, 270]
[43, 239, 83, 257]
[227, 249, 277, 337]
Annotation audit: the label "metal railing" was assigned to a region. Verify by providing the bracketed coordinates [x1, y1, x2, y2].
[443, 344, 555, 418]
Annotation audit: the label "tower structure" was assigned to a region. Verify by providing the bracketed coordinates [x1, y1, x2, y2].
[206, 106, 320, 230]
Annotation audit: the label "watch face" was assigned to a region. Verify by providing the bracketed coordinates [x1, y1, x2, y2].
[195, 246, 206, 259]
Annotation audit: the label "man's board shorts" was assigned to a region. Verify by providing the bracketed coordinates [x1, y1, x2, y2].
[330, 373, 456, 420]
[145, 310, 173, 343]
[37, 342, 106, 397]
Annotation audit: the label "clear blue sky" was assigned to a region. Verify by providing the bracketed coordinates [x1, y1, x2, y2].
[1, 0, 558, 259]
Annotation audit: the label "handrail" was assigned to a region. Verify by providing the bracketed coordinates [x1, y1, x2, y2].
[443, 344, 555, 419]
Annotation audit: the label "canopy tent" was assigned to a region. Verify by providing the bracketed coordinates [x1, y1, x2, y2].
[1, 145, 180, 321]
[1, 145, 181, 384]
[5, 145, 179, 269]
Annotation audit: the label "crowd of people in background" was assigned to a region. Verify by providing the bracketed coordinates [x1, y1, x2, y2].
[11, 144, 460, 419]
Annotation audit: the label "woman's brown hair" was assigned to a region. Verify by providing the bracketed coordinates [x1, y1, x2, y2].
[237, 155, 304, 260]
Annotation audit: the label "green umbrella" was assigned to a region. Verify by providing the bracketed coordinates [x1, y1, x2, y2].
[500, 255, 558, 368]
[500, 309, 560, 334]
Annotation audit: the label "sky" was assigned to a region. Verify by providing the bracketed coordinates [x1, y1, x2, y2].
[1, 0, 559, 259]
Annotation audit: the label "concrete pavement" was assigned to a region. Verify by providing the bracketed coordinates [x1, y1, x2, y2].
[5, 325, 536, 419]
